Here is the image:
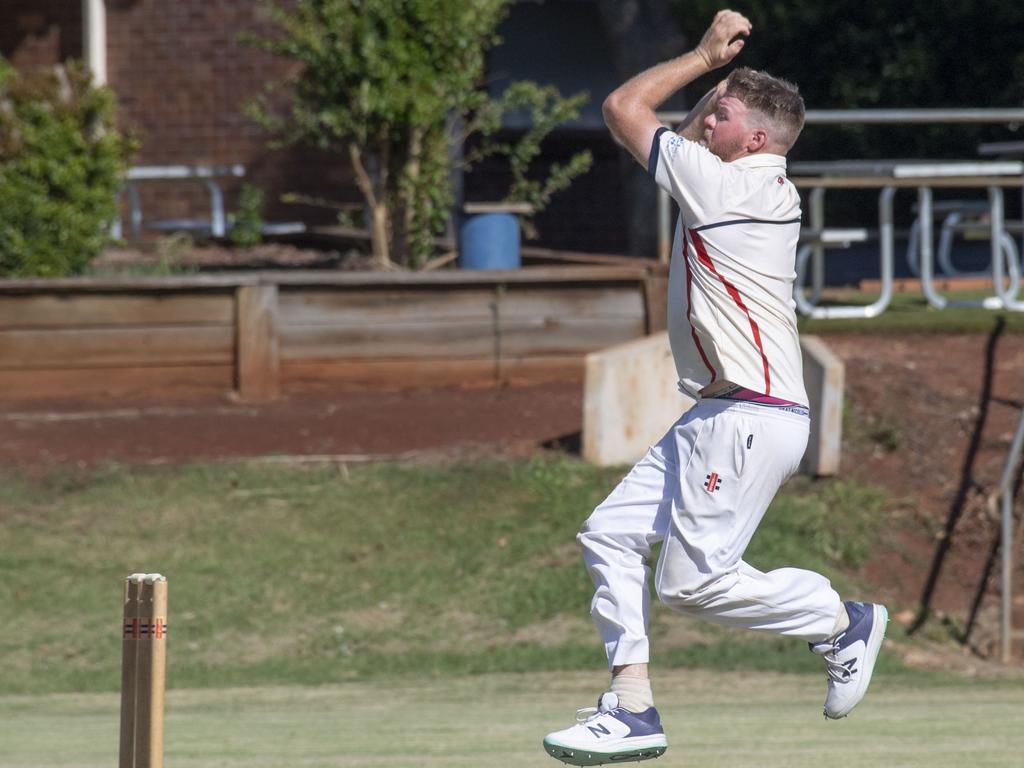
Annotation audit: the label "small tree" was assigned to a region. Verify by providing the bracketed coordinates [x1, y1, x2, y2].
[0, 58, 135, 277]
[461, 81, 592, 240]
[248, 0, 591, 268]
[230, 183, 267, 249]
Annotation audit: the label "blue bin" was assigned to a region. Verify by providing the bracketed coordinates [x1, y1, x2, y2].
[458, 212, 521, 269]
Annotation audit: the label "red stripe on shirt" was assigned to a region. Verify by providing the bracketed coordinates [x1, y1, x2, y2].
[688, 228, 772, 396]
[682, 228, 717, 381]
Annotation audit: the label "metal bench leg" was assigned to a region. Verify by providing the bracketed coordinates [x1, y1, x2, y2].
[112, 190, 123, 240]
[128, 184, 142, 241]
[204, 179, 226, 237]
[793, 187, 894, 319]
[919, 186, 948, 308]
[991, 186, 1024, 310]
[905, 218, 922, 277]
[793, 244, 816, 315]
[937, 211, 963, 276]
[998, 233, 1021, 301]
[809, 187, 825, 303]
[111, 183, 143, 241]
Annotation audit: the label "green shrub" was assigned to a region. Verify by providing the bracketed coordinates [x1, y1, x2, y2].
[229, 183, 265, 248]
[0, 58, 136, 277]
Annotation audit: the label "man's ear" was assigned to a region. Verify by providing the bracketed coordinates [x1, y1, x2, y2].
[747, 128, 768, 153]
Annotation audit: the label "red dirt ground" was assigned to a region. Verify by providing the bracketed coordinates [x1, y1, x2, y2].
[2, 332, 1023, 664]
[0, 383, 583, 466]
[827, 332, 1024, 662]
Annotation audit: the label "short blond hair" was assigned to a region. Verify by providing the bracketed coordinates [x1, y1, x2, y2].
[725, 67, 805, 153]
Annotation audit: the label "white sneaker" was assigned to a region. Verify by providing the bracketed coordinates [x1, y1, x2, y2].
[811, 601, 888, 719]
[543, 692, 668, 766]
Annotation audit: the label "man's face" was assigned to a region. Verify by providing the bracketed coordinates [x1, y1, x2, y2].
[701, 94, 755, 162]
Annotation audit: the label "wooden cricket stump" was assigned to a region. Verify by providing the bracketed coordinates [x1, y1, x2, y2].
[119, 573, 168, 768]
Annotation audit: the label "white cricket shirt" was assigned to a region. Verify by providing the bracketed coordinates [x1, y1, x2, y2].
[649, 127, 808, 406]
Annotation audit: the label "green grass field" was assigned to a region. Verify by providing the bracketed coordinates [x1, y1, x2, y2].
[0, 458, 895, 695]
[3, 670, 1022, 767]
[2, 456, 1017, 766]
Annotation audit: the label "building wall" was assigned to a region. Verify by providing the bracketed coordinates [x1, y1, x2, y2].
[1, 0, 635, 254]
[0, 0, 355, 231]
[103, 0, 352, 228]
[0, 1, 82, 70]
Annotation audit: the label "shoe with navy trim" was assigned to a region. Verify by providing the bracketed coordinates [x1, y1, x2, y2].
[811, 600, 888, 719]
[543, 692, 668, 766]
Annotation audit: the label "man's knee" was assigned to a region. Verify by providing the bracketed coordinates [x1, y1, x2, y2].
[656, 582, 702, 609]
[576, 525, 619, 559]
[656, 576, 722, 612]
[577, 523, 651, 567]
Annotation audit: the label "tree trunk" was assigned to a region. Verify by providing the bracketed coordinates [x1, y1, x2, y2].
[348, 141, 391, 267]
[376, 138, 400, 267]
[369, 201, 390, 268]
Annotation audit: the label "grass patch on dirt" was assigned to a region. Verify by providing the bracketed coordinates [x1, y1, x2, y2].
[0, 457, 896, 695]
[799, 290, 1024, 334]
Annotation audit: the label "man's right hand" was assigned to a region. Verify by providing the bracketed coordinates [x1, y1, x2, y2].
[694, 10, 752, 70]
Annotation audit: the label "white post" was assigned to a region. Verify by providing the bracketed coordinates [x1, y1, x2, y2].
[1000, 413, 1024, 663]
[82, 0, 108, 86]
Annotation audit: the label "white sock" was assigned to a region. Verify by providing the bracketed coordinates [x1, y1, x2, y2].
[831, 604, 850, 638]
[610, 675, 654, 713]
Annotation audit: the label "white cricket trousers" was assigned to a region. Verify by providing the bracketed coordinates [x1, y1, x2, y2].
[579, 397, 842, 669]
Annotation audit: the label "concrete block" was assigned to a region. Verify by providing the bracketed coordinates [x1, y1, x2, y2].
[582, 332, 694, 466]
[800, 334, 844, 476]
[582, 331, 845, 475]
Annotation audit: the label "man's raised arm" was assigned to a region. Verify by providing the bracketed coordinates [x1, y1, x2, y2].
[601, 10, 752, 166]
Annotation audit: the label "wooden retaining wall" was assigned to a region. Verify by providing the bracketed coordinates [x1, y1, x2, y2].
[0, 266, 667, 402]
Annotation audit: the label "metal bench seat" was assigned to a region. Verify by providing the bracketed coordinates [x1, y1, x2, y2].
[907, 198, 1021, 291]
[794, 227, 874, 318]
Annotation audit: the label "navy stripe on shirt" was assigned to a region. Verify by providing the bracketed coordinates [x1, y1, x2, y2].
[693, 217, 802, 232]
[647, 127, 670, 177]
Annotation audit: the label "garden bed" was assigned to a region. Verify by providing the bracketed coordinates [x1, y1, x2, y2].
[0, 257, 667, 402]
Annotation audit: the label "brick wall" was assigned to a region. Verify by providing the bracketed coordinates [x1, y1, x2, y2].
[104, 0, 353, 229]
[0, 1, 82, 71]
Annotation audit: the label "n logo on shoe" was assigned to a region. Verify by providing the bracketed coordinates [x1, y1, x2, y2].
[587, 722, 611, 738]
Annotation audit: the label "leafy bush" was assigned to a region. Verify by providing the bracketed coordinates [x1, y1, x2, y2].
[230, 183, 266, 248]
[0, 58, 136, 277]
[461, 81, 593, 240]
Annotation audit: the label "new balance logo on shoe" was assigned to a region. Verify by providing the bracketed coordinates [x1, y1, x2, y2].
[543, 700, 668, 765]
[811, 601, 888, 719]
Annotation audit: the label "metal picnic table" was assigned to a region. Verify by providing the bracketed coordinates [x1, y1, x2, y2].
[788, 159, 1024, 317]
[113, 164, 246, 240]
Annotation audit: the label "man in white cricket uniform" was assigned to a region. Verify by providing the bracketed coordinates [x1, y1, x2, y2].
[543, 11, 888, 766]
